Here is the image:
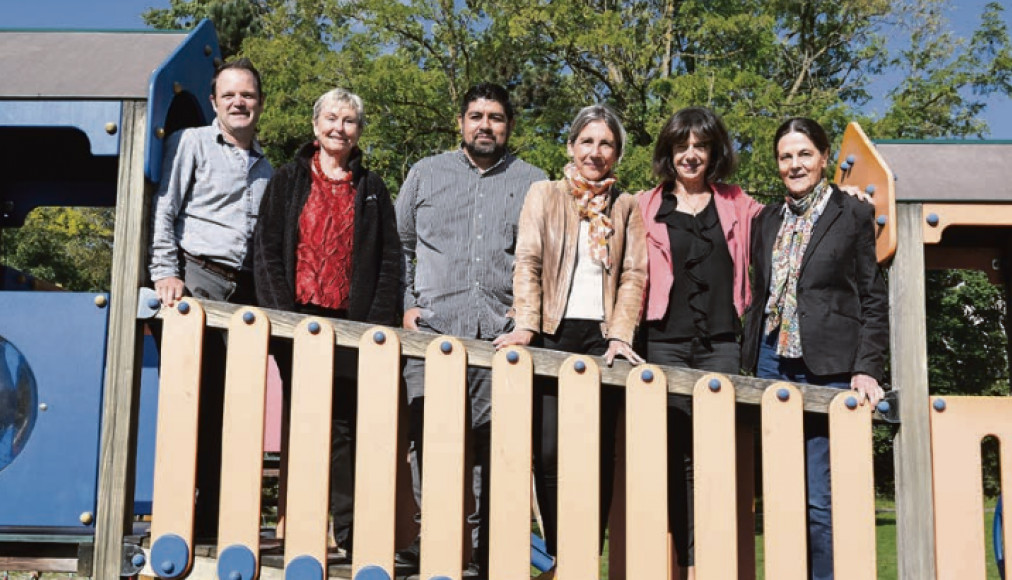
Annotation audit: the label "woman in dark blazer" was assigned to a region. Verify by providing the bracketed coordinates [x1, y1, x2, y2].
[253, 87, 400, 558]
[742, 117, 888, 580]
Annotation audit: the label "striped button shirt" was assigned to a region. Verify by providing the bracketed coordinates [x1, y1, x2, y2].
[396, 148, 548, 339]
[149, 120, 273, 280]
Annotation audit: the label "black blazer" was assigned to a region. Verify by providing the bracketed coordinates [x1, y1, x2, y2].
[742, 185, 888, 381]
[253, 143, 402, 327]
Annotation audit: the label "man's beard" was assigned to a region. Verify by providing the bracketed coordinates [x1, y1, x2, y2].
[463, 134, 507, 161]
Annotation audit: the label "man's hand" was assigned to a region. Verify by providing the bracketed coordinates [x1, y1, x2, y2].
[492, 329, 535, 350]
[403, 307, 422, 330]
[154, 276, 185, 307]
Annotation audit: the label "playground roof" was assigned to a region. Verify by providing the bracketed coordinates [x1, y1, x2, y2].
[875, 141, 1012, 202]
[0, 30, 192, 99]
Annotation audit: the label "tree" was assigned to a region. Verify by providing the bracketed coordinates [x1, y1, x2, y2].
[142, 0, 269, 59]
[1, 207, 114, 292]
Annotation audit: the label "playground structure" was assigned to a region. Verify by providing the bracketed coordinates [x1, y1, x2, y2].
[0, 22, 1010, 580]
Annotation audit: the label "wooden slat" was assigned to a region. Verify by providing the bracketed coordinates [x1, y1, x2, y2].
[625, 365, 668, 580]
[419, 337, 468, 580]
[760, 383, 806, 580]
[283, 318, 335, 572]
[693, 373, 737, 579]
[557, 355, 601, 580]
[834, 121, 897, 263]
[922, 203, 1012, 244]
[488, 347, 534, 580]
[929, 396, 1012, 579]
[828, 392, 876, 579]
[174, 301, 855, 415]
[149, 298, 205, 576]
[217, 308, 270, 562]
[889, 203, 937, 579]
[94, 100, 149, 580]
[352, 327, 403, 577]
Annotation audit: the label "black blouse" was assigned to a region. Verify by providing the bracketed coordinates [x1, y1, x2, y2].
[645, 187, 739, 343]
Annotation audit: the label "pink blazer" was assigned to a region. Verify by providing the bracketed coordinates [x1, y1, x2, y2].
[637, 182, 764, 321]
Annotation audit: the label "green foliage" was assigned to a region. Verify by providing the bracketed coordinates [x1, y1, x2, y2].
[1, 207, 114, 292]
[142, 0, 269, 58]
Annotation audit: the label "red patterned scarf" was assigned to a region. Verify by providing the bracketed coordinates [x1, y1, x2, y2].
[564, 162, 616, 270]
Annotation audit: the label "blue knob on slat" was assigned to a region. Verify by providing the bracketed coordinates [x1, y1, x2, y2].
[926, 213, 940, 226]
[877, 401, 891, 414]
[507, 350, 519, 364]
[641, 369, 654, 383]
[877, 215, 887, 226]
[242, 311, 255, 324]
[373, 330, 386, 344]
[846, 396, 858, 410]
[308, 321, 321, 334]
[285, 555, 324, 580]
[354, 565, 392, 580]
[440, 340, 453, 354]
[933, 398, 947, 412]
[777, 388, 790, 402]
[218, 545, 256, 580]
[574, 360, 586, 373]
[177, 302, 190, 314]
[708, 378, 721, 392]
[150, 534, 189, 578]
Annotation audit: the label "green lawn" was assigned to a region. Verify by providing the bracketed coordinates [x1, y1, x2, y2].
[752, 499, 1004, 580]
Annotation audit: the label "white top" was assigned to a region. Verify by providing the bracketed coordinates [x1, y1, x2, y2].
[563, 220, 605, 321]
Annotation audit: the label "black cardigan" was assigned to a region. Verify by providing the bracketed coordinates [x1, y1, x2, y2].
[253, 142, 401, 326]
[741, 185, 889, 381]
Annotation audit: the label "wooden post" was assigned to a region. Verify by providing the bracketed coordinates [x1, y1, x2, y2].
[93, 100, 149, 580]
[889, 202, 936, 578]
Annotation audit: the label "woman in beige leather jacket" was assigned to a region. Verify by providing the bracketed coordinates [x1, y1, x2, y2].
[493, 104, 647, 568]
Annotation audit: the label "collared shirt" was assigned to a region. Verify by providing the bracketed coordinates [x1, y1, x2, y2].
[396, 148, 547, 339]
[149, 119, 273, 280]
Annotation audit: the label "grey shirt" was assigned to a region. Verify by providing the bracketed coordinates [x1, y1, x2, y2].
[149, 120, 273, 281]
[396, 149, 547, 339]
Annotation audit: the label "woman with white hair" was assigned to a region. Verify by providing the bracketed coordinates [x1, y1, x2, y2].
[253, 87, 400, 556]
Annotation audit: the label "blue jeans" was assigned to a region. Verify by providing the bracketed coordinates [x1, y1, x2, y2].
[757, 332, 849, 580]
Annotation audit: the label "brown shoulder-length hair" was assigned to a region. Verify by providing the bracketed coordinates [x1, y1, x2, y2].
[652, 107, 737, 185]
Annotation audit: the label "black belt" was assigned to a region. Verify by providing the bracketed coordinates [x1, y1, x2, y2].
[183, 251, 242, 283]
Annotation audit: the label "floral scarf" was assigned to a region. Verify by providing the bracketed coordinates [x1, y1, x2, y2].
[764, 179, 832, 358]
[565, 162, 616, 270]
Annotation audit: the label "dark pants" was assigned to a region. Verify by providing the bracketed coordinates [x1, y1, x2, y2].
[645, 336, 740, 567]
[756, 331, 849, 580]
[272, 305, 359, 550]
[179, 257, 256, 538]
[535, 319, 619, 556]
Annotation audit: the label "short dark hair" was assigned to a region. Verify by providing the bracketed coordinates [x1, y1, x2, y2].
[459, 82, 514, 121]
[774, 117, 830, 159]
[652, 107, 737, 184]
[211, 57, 263, 100]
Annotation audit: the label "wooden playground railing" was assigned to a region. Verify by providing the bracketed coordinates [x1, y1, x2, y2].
[144, 299, 1009, 580]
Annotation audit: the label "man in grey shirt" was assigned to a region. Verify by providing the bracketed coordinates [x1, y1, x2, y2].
[395, 82, 547, 578]
[149, 58, 273, 537]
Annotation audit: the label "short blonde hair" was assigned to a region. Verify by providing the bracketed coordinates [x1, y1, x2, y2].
[313, 88, 365, 127]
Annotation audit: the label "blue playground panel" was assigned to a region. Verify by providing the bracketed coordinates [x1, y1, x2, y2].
[0, 292, 159, 528]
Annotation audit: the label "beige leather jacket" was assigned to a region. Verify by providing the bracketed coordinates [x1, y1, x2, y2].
[512, 179, 647, 345]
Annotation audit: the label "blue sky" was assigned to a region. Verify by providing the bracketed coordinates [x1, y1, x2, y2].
[2, 0, 1010, 139]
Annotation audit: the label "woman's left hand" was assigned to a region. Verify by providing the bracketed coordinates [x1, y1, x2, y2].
[851, 373, 885, 407]
[604, 339, 645, 367]
[839, 184, 874, 205]
[493, 329, 535, 350]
